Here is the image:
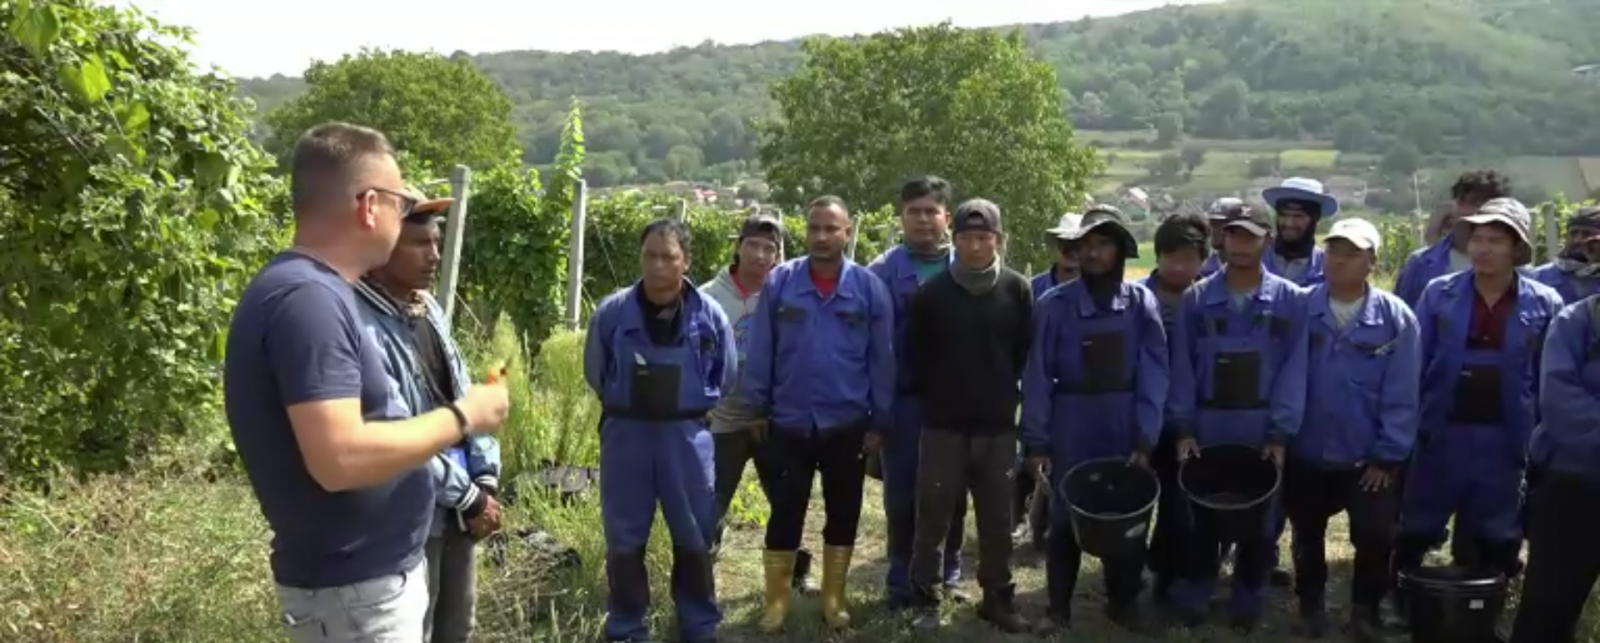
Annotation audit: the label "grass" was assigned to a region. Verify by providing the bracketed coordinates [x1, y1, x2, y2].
[8, 316, 1600, 642]
[1280, 150, 1340, 170]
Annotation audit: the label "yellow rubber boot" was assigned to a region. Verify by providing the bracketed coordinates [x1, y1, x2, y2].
[760, 550, 797, 633]
[821, 545, 854, 629]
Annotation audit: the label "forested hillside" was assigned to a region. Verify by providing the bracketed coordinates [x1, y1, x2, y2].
[237, 0, 1600, 187]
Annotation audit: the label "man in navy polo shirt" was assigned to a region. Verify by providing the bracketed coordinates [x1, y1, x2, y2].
[224, 122, 511, 643]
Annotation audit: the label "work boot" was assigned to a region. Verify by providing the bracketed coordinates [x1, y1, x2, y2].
[1295, 601, 1329, 639]
[911, 607, 942, 632]
[1348, 604, 1384, 643]
[1270, 566, 1293, 587]
[1033, 609, 1070, 636]
[976, 585, 1030, 634]
[820, 545, 854, 630]
[943, 582, 973, 604]
[1108, 602, 1157, 636]
[792, 548, 820, 596]
[759, 550, 796, 633]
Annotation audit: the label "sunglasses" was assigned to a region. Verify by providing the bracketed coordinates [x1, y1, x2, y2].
[365, 187, 419, 219]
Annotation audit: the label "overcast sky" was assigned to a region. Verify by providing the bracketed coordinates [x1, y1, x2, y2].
[106, 0, 1210, 78]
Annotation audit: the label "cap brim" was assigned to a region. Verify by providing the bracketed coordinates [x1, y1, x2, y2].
[1046, 226, 1078, 238]
[1062, 219, 1140, 258]
[1263, 187, 1340, 217]
[413, 197, 453, 215]
[1223, 220, 1271, 236]
[1324, 233, 1375, 250]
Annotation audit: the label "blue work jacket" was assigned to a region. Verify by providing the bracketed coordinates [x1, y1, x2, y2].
[1295, 284, 1421, 466]
[744, 257, 896, 433]
[353, 280, 500, 536]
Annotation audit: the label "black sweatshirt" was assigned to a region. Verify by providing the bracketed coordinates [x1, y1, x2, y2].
[905, 267, 1033, 433]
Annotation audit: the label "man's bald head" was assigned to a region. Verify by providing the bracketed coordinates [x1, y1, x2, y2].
[289, 122, 397, 219]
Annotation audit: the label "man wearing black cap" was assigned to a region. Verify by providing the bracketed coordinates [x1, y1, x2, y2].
[699, 215, 817, 592]
[1530, 205, 1600, 304]
[903, 199, 1033, 633]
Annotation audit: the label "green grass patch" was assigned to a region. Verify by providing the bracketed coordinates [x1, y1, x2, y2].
[1280, 149, 1340, 169]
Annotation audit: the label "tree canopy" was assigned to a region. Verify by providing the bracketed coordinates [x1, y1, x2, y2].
[234, 0, 1600, 188]
[262, 50, 522, 173]
[759, 23, 1099, 270]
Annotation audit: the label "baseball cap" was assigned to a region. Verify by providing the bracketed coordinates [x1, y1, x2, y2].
[1220, 202, 1273, 237]
[737, 214, 783, 243]
[1058, 205, 1139, 258]
[1324, 218, 1382, 251]
[403, 184, 453, 222]
[1570, 206, 1600, 243]
[953, 199, 1002, 234]
[1207, 197, 1247, 221]
[1457, 197, 1534, 265]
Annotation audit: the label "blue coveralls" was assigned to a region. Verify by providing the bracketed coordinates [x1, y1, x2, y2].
[1021, 279, 1169, 616]
[583, 281, 738, 643]
[1139, 272, 1186, 597]
[866, 246, 964, 601]
[1265, 246, 1327, 287]
[1397, 272, 1561, 575]
[1167, 270, 1311, 620]
[1530, 262, 1596, 305]
[1513, 298, 1600, 642]
[1031, 269, 1065, 300]
[1394, 236, 1459, 309]
[1290, 285, 1420, 608]
[743, 257, 896, 549]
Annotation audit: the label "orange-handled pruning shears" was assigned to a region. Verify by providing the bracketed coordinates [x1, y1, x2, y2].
[486, 364, 508, 384]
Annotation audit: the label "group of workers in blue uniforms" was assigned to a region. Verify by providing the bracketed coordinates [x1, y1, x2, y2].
[579, 166, 1600, 643]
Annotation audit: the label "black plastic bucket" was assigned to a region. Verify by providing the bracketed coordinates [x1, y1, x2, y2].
[1398, 566, 1508, 643]
[1177, 443, 1281, 542]
[1058, 457, 1161, 559]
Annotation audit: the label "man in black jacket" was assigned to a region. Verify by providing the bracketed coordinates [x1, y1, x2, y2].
[904, 199, 1033, 633]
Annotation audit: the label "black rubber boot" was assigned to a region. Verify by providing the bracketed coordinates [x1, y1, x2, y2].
[1295, 598, 1329, 639]
[976, 585, 1030, 634]
[1348, 604, 1385, 643]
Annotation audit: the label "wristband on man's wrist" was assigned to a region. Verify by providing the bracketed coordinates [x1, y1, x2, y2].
[445, 402, 470, 438]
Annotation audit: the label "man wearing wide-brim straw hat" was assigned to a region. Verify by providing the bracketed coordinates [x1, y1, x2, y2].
[1393, 197, 1564, 621]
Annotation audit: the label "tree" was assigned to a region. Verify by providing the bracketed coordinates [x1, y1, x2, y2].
[264, 50, 521, 173]
[1, 0, 284, 480]
[1381, 141, 1423, 177]
[758, 22, 1101, 270]
[1332, 114, 1372, 152]
[1180, 146, 1208, 180]
[1153, 112, 1184, 146]
[1149, 153, 1185, 181]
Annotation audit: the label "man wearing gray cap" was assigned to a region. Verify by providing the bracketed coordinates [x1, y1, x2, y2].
[1394, 198, 1563, 611]
[699, 215, 820, 591]
[904, 199, 1033, 633]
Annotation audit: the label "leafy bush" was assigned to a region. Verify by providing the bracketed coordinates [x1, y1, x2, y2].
[0, 0, 284, 482]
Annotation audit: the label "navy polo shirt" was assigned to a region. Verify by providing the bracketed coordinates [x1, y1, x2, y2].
[224, 252, 432, 588]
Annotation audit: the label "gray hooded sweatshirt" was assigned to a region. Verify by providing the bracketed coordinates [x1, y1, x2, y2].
[699, 267, 765, 434]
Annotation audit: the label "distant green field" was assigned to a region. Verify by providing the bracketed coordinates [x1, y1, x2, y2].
[1281, 149, 1340, 169]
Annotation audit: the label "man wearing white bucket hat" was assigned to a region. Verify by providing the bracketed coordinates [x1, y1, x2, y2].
[1394, 198, 1563, 619]
[1286, 218, 1420, 641]
[1032, 213, 1086, 299]
[1261, 177, 1338, 287]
